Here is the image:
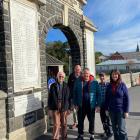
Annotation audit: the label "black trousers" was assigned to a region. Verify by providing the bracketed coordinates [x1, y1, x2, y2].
[77, 106, 95, 135]
[100, 106, 112, 136]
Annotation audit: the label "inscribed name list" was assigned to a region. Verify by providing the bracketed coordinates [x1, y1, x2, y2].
[10, 0, 40, 92]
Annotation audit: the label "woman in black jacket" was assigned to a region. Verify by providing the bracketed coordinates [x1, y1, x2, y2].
[48, 71, 72, 140]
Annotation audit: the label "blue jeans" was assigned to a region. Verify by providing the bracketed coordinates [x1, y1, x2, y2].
[109, 111, 128, 140]
[100, 107, 113, 136]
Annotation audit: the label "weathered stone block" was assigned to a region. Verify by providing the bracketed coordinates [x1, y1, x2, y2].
[8, 118, 47, 140]
[0, 91, 7, 139]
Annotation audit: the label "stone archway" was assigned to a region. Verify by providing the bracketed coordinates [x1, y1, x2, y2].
[41, 15, 81, 68]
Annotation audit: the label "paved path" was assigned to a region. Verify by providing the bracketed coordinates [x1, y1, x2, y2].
[36, 86, 140, 140]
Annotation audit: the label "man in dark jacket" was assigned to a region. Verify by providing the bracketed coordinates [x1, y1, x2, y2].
[99, 72, 113, 139]
[68, 65, 82, 129]
[48, 71, 72, 140]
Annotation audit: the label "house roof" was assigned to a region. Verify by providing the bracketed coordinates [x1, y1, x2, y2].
[96, 59, 140, 66]
[120, 52, 140, 60]
[109, 52, 124, 60]
[99, 55, 108, 59]
[46, 53, 64, 66]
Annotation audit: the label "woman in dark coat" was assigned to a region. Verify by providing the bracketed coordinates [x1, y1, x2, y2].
[105, 70, 129, 140]
[48, 71, 72, 140]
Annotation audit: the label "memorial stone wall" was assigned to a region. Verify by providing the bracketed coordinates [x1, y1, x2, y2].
[0, 0, 93, 139]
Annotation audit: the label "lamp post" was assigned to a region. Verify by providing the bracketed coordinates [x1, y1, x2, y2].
[130, 71, 133, 87]
[80, 20, 86, 69]
[65, 48, 71, 75]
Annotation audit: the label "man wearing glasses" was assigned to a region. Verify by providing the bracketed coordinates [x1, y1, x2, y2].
[48, 71, 72, 140]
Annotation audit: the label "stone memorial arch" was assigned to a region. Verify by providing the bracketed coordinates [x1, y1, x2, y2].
[0, 0, 97, 139]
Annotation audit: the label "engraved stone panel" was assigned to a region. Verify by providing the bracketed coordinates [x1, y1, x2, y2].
[85, 29, 95, 76]
[14, 92, 42, 117]
[10, 0, 41, 92]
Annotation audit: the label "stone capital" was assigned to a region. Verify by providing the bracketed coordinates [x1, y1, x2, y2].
[83, 16, 98, 32]
[0, 91, 7, 100]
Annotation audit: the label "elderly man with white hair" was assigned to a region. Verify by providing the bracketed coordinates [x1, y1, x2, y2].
[48, 71, 72, 140]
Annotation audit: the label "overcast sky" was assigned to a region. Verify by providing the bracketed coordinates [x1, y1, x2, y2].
[47, 0, 140, 55]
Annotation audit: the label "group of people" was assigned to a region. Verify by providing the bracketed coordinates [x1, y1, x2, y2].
[47, 65, 129, 140]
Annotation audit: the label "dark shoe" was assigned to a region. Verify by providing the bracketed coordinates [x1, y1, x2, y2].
[90, 137, 94, 140]
[100, 133, 106, 138]
[69, 123, 78, 129]
[106, 133, 113, 140]
[76, 135, 84, 140]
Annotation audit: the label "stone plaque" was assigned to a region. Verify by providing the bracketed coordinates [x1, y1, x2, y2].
[10, 0, 41, 92]
[14, 92, 42, 117]
[23, 112, 36, 127]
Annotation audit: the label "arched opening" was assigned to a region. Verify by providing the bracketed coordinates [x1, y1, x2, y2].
[45, 23, 81, 79]
[53, 24, 81, 66]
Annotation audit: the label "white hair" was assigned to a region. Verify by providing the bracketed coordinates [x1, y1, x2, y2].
[83, 67, 90, 72]
[57, 71, 65, 78]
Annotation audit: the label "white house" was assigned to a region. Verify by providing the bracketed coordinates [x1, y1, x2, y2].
[96, 59, 140, 73]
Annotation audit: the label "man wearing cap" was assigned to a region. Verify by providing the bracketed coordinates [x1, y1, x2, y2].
[99, 72, 113, 139]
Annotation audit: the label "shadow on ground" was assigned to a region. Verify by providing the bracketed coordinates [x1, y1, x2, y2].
[135, 129, 140, 140]
[129, 112, 140, 117]
[35, 128, 105, 140]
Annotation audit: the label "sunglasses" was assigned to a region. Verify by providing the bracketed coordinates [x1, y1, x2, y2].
[59, 76, 64, 78]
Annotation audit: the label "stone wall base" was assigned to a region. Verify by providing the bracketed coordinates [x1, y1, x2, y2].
[7, 116, 47, 140]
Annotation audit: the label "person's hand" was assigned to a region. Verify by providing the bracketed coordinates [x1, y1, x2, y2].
[95, 107, 100, 113]
[124, 113, 129, 118]
[48, 110, 53, 117]
[105, 110, 109, 116]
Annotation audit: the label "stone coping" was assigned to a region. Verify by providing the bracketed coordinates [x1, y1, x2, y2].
[0, 90, 7, 100]
[78, 0, 87, 5]
[83, 16, 98, 32]
[38, 0, 46, 5]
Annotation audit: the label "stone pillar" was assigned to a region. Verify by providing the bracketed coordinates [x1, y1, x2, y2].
[1, 0, 47, 139]
[0, 91, 7, 140]
[83, 16, 97, 76]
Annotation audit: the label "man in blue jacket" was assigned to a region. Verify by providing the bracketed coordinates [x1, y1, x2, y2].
[73, 68, 101, 140]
